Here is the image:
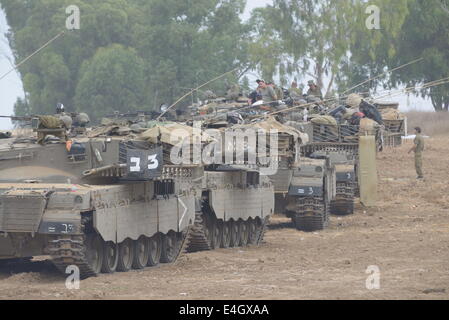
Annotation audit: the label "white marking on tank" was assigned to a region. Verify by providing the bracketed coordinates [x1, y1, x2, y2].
[178, 198, 188, 229]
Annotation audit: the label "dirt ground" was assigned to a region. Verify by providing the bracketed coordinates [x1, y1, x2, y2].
[0, 136, 448, 300]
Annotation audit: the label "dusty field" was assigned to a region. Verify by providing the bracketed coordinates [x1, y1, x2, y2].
[0, 135, 448, 300]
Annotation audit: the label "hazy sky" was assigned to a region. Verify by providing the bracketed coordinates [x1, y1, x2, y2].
[245, 0, 273, 18]
[0, 1, 433, 130]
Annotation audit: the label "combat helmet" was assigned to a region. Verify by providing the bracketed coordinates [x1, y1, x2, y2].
[346, 93, 363, 109]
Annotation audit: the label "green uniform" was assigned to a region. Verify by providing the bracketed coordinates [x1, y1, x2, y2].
[414, 133, 425, 178]
[260, 86, 277, 103]
[289, 87, 303, 98]
[274, 86, 284, 100]
[226, 84, 241, 101]
[307, 86, 323, 99]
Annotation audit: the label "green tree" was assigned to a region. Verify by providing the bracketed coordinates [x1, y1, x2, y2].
[74, 45, 146, 120]
[1, 0, 252, 118]
[339, 0, 410, 96]
[248, 0, 409, 96]
[388, 0, 449, 111]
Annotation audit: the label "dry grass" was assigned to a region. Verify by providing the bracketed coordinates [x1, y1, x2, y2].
[406, 111, 449, 136]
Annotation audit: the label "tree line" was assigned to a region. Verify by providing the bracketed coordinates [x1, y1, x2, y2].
[1, 0, 448, 120]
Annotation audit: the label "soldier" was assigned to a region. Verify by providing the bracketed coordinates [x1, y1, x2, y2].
[307, 80, 323, 100]
[408, 127, 425, 179]
[289, 81, 303, 98]
[56, 103, 65, 115]
[268, 81, 284, 100]
[258, 80, 277, 103]
[226, 83, 241, 101]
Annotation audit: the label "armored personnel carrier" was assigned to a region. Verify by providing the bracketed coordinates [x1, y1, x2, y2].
[294, 115, 384, 215]
[266, 126, 336, 231]
[0, 117, 273, 278]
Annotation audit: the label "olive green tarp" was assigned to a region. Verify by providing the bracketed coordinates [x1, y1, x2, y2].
[232, 117, 309, 146]
[38, 116, 63, 129]
[381, 108, 405, 121]
[140, 122, 211, 146]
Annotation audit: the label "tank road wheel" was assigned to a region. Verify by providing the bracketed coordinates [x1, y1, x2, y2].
[254, 218, 264, 244]
[133, 236, 150, 270]
[238, 220, 249, 247]
[161, 231, 181, 264]
[147, 233, 162, 267]
[220, 221, 231, 248]
[85, 234, 104, 275]
[211, 220, 221, 250]
[247, 218, 258, 245]
[117, 239, 135, 272]
[101, 241, 119, 274]
[229, 220, 241, 248]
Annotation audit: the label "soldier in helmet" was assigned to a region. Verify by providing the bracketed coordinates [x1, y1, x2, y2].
[56, 103, 65, 115]
[307, 80, 323, 100]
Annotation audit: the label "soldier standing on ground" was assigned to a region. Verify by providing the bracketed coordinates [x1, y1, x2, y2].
[408, 127, 425, 179]
[307, 80, 323, 100]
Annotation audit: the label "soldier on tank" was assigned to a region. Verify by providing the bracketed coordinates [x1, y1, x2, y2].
[226, 83, 241, 101]
[307, 80, 323, 100]
[256, 80, 278, 112]
[257, 80, 277, 107]
[56, 102, 65, 115]
[408, 127, 425, 179]
[289, 81, 303, 100]
[268, 81, 284, 101]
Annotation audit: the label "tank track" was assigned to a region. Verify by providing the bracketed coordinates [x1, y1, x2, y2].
[176, 226, 193, 258]
[293, 197, 329, 232]
[47, 235, 97, 279]
[331, 182, 355, 216]
[186, 212, 269, 253]
[47, 228, 192, 279]
[256, 216, 270, 244]
[186, 212, 213, 253]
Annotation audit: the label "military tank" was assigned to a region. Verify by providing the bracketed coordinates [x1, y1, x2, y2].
[191, 94, 337, 233]
[0, 116, 273, 278]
